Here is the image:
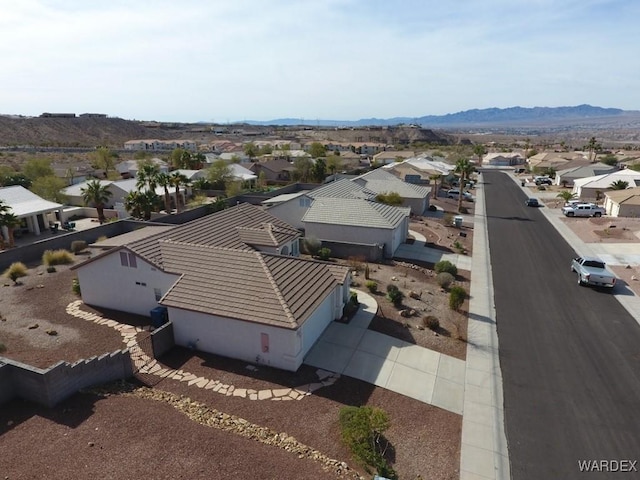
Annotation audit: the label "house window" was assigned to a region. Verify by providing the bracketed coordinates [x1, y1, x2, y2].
[261, 333, 269, 353]
[119, 251, 138, 268]
[154, 288, 162, 301]
[299, 197, 311, 207]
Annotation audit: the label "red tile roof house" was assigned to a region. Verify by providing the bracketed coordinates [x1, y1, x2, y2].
[72, 203, 351, 371]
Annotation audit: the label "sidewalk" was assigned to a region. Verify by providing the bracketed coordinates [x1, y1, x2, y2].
[459, 174, 510, 480]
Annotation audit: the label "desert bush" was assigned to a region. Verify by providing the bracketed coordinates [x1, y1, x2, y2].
[318, 247, 331, 261]
[349, 290, 358, 305]
[72, 277, 81, 295]
[434, 260, 458, 277]
[449, 286, 467, 311]
[364, 264, 370, 280]
[386, 284, 404, 307]
[436, 272, 455, 289]
[339, 406, 396, 479]
[0, 342, 6, 354]
[4, 262, 27, 284]
[46, 266, 56, 273]
[428, 204, 437, 211]
[459, 206, 469, 214]
[365, 280, 378, 293]
[422, 315, 440, 331]
[443, 212, 454, 226]
[96, 235, 108, 242]
[42, 249, 74, 266]
[70, 240, 88, 254]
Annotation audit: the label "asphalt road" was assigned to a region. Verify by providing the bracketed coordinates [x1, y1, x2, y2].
[482, 171, 640, 479]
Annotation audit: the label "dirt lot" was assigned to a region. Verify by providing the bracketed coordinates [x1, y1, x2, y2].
[0, 251, 462, 479]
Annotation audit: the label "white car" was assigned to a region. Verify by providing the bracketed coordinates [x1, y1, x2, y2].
[447, 189, 474, 201]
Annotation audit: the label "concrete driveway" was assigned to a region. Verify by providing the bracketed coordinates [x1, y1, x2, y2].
[304, 290, 465, 414]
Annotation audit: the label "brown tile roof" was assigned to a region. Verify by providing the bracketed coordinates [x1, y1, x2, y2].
[127, 203, 300, 267]
[159, 241, 341, 328]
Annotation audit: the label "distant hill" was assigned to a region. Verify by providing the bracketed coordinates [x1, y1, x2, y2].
[248, 104, 640, 128]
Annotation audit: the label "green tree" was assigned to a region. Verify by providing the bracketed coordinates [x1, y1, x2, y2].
[0, 201, 22, 248]
[599, 153, 618, 166]
[473, 144, 487, 164]
[81, 179, 113, 224]
[339, 406, 395, 478]
[375, 192, 403, 206]
[454, 157, 475, 213]
[449, 286, 467, 311]
[0, 171, 31, 188]
[206, 159, 233, 189]
[292, 157, 313, 182]
[609, 180, 629, 190]
[585, 137, 602, 163]
[308, 142, 327, 158]
[311, 158, 327, 182]
[91, 147, 117, 178]
[30, 176, 68, 203]
[169, 148, 188, 169]
[23, 158, 54, 180]
[326, 155, 342, 176]
[243, 142, 259, 160]
[170, 171, 190, 213]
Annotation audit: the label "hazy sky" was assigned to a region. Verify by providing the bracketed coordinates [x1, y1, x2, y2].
[1, 0, 638, 122]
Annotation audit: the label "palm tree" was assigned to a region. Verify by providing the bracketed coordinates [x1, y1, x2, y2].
[557, 191, 577, 204]
[609, 180, 629, 190]
[169, 172, 189, 213]
[156, 172, 173, 213]
[81, 180, 113, 224]
[429, 174, 442, 198]
[124, 190, 159, 221]
[136, 163, 160, 192]
[0, 212, 21, 248]
[454, 158, 475, 213]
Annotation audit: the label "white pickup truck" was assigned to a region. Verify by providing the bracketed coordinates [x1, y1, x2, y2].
[561, 203, 605, 217]
[570, 256, 617, 288]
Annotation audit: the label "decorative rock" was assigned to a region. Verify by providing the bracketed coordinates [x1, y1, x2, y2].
[28, 323, 39, 329]
[45, 329, 58, 336]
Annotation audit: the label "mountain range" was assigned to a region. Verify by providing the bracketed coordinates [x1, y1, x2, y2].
[246, 104, 640, 128]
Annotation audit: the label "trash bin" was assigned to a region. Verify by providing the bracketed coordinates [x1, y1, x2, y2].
[453, 216, 463, 227]
[521, 180, 525, 186]
[150, 306, 168, 328]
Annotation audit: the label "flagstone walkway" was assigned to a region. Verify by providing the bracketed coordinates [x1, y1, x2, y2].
[66, 300, 340, 401]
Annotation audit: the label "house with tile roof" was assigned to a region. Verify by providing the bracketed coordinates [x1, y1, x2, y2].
[555, 163, 618, 187]
[352, 168, 432, 215]
[603, 187, 640, 217]
[72, 203, 351, 371]
[572, 169, 640, 201]
[302, 197, 410, 258]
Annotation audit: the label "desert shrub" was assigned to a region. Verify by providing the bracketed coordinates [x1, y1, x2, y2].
[364, 264, 370, 279]
[303, 236, 321, 256]
[70, 240, 87, 254]
[428, 204, 437, 211]
[339, 406, 396, 479]
[96, 235, 108, 242]
[318, 247, 331, 261]
[347, 256, 366, 272]
[436, 272, 455, 289]
[349, 290, 358, 305]
[434, 260, 458, 277]
[3, 262, 27, 284]
[42, 249, 74, 266]
[386, 285, 404, 307]
[459, 206, 469, 214]
[365, 280, 378, 293]
[422, 315, 440, 331]
[46, 266, 56, 273]
[443, 212, 454, 226]
[71, 277, 81, 295]
[0, 342, 6, 354]
[449, 286, 467, 311]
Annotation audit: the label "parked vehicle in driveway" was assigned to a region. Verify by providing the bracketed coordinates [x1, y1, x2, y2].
[525, 198, 540, 207]
[570, 256, 617, 288]
[534, 176, 553, 186]
[561, 203, 605, 217]
[447, 189, 474, 201]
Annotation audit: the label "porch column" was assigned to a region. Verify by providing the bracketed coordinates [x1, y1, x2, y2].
[32, 214, 41, 235]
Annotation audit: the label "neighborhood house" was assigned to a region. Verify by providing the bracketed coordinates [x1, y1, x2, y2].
[73, 203, 351, 371]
